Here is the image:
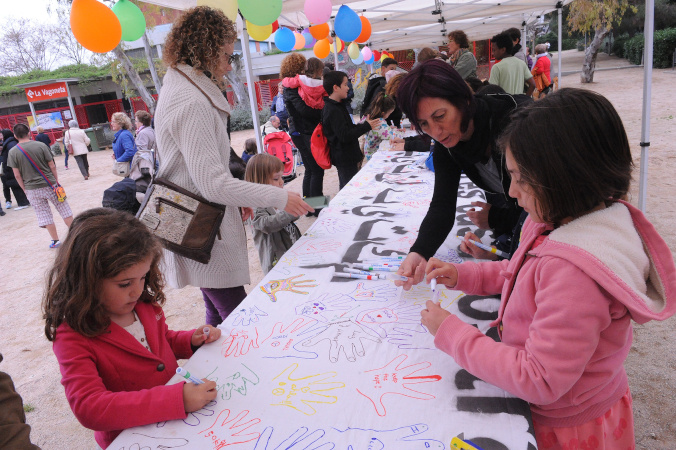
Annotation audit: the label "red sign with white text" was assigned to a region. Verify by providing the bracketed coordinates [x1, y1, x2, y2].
[25, 82, 68, 102]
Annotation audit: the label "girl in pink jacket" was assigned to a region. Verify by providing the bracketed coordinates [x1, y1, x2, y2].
[43, 208, 222, 449]
[421, 89, 676, 449]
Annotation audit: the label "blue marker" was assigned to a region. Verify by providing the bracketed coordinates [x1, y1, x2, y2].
[176, 367, 204, 385]
[344, 267, 373, 276]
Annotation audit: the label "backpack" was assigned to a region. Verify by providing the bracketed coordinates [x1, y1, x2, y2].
[102, 178, 140, 215]
[310, 123, 332, 170]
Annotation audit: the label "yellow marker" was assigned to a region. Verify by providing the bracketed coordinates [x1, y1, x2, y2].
[451, 436, 484, 450]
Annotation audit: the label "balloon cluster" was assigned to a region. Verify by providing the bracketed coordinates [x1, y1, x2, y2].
[70, 0, 147, 53]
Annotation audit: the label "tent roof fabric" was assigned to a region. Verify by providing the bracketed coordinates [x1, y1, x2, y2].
[140, 0, 573, 50]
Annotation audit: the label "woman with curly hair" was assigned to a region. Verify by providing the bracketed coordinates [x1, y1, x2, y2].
[154, 6, 312, 327]
[281, 53, 325, 204]
[447, 29, 477, 80]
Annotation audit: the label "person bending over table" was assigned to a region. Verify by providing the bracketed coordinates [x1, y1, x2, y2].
[394, 60, 529, 289]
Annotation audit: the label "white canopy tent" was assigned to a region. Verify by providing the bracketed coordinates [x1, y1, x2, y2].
[136, 0, 653, 211]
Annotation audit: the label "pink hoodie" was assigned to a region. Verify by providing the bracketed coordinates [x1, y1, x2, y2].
[434, 201, 676, 427]
[282, 75, 326, 109]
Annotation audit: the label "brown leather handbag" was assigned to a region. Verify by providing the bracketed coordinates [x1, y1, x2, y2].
[136, 177, 225, 264]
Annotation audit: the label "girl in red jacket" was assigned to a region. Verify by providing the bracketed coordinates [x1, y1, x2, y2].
[421, 89, 676, 449]
[43, 208, 222, 449]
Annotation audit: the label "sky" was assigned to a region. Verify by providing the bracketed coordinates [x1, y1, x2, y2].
[5, 0, 62, 24]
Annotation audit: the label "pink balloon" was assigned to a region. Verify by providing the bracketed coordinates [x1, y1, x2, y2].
[304, 0, 332, 25]
[361, 46, 372, 61]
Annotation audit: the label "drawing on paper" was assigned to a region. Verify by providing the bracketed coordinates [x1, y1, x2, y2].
[301, 319, 382, 363]
[260, 274, 318, 302]
[270, 363, 345, 415]
[198, 409, 261, 448]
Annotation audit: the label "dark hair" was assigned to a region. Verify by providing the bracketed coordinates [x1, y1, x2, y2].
[381, 57, 398, 67]
[397, 59, 475, 133]
[135, 110, 152, 127]
[367, 92, 396, 120]
[491, 32, 513, 53]
[13, 123, 29, 139]
[417, 47, 438, 63]
[476, 84, 506, 95]
[43, 208, 166, 341]
[244, 137, 258, 155]
[505, 27, 521, 42]
[448, 30, 470, 49]
[465, 76, 488, 93]
[163, 6, 237, 87]
[2, 128, 15, 141]
[323, 71, 347, 95]
[229, 148, 246, 180]
[499, 88, 633, 227]
[306, 57, 324, 79]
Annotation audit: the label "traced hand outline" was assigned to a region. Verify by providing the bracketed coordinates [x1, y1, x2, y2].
[295, 293, 356, 323]
[301, 319, 381, 363]
[261, 274, 318, 302]
[288, 238, 342, 256]
[331, 424, 444, 450]
[347, 282, 399, 302]
[259, 317, 321, 360]
[198, 409, 261, 448]
[230, 305, 268, 327]
[254, 426, 335, 450]
[221, 328, 259, 358]
[355, 300, 423, 338]
[118, 434, 189, 450]
[270, 363, 345, 415]
[314, 217, 355, 234]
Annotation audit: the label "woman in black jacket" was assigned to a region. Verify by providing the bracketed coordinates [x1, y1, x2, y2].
[394, 60, 531, 289]
[281, 53, 324, 201]
[0, 129, 30, 210]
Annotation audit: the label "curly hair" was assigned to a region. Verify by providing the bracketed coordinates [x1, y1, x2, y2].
[163, 6, 237, 85]
[43, 208, 166, 341]
[280, 53, 306, 78]
[448, 30, 470, 49]
[111, 112, 132, 130]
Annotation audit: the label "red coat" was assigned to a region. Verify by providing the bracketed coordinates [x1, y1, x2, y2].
[53, 302, 195, 448]
[532, 55, 551, 85]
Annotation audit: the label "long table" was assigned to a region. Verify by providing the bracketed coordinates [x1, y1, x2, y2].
[112, 150, 536, 450]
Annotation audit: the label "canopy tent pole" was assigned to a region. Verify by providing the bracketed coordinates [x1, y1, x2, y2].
[330, 19, 340, 70]
[638, 0, 654, 211]
[240, 18, 264, 154]
[557, 1, 562, 88]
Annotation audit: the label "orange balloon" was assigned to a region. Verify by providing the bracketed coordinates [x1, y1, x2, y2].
[293, 33, 306, 50]
[314, 39, 331, 59]
[309, 23, 329, 40]
[70, 0, 122, 53]
[354, 16, 371, 43]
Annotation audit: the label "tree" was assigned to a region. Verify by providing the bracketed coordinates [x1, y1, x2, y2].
[0, 19, 60, 75]
[568, 0, 636, 82]
[52, 3, 94, 66]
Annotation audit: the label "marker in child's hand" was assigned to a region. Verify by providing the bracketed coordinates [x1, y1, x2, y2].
[430, 278, 437, 292]
[378, 273, 408, 282]
[430, 277, 441, 302]
[203, 327, 210, 341]
[176, 367, 205, 385]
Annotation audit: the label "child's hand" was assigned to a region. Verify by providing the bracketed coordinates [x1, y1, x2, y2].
[241, 207, 254, 222]
[459, 232, 499, 261]
[421, 300, 452, 336]
[182, 380, 217, 413]
[425, 257, 459, 289]
[191, 325, 222, 347]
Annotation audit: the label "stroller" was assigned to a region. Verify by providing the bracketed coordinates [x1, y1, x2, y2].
[263, 131, 299, 183]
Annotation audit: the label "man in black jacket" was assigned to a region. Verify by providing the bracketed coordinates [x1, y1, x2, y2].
[322, 71, 379, 189]
[361, 57, 398, 121]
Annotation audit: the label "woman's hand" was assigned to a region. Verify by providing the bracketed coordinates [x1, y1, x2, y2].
[459, 232, 498, 261]
[390, 142, 405, 151]
[420, 300, 452, 336]
[182, 380, 217, 412]
[285, 191, 314, 216]
[191, 325, 221, 347]
[467, 201, 491, 230]
[395, 252, 427, 290]
[425, 257, 459, 289]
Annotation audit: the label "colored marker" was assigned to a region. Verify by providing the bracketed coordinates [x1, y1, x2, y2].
[351, 264, 400, 272]
[457, 236, 510, 259]
[203, 327, 210, 337]
[378, 273, 408, 282]
[451, 436, 485, 450]
[334, 272, 379, 280]
[344, 267, 373, 276]
[176, 367, 204, 385]
[361, 256, 405, 263]
[354, 261, 400, 267]
[430, 278, 437, 292]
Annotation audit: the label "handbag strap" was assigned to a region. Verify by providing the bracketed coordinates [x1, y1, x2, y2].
[16, 144, 57, 188]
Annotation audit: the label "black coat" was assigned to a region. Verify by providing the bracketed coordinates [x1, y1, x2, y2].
[322, 97, 371, 167]
[35, 133, 52, 148]
[361, 75, 386, 117]
[1, 137, 18, 182]
[283, 87, 321, 136]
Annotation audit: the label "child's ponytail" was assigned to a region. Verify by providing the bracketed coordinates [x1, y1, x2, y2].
[367, 92, 396, 120]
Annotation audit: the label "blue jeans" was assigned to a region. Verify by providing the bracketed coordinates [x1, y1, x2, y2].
[64, 150, 69, 167]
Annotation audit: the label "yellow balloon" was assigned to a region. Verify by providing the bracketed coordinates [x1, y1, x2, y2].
[197, 0, 238, 21]
[293, 33, 306, 50]
[333, 37, 343, 53]
[246, 20, 272, 41]
[347, 42, 360, 59]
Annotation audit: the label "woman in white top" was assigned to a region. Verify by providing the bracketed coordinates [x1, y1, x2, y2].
[63, 120, 91, 180]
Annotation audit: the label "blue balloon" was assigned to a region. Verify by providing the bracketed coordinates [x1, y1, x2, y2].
[302, 30, 315, 48]
[334, 5, 362, 43]
[365, 55, 375, 64]
[351, 53, 364, 64]
[274, 27, 295, 52]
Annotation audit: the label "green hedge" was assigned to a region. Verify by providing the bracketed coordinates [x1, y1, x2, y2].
[230, 105, 271, 131]
[612, 34, 632, 58]
[624, 28, 676, 68]
[535, 33, 578, 51]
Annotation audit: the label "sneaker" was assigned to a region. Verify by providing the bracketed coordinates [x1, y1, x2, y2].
[14, 205, 30, 211]
[0, 210, 5, 216]
[5, 201, 10, 209]
[49, 240, 61, 249]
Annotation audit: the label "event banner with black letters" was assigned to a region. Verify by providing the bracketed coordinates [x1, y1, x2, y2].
[113, 151, 537, 450]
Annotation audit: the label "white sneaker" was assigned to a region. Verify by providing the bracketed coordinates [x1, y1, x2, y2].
[14, 205, 29, 210]
[4, 201, 10, 209]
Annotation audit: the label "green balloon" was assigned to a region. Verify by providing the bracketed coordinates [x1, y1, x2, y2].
[112, 0, 147, 42]
[239, 0, 282, 26]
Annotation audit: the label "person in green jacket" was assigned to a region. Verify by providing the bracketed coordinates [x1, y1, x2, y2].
[447, 30, 477, 80]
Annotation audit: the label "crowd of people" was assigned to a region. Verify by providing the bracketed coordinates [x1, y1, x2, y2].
[1, 5, 674, 450]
